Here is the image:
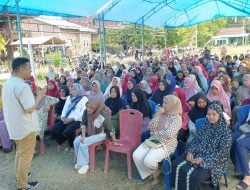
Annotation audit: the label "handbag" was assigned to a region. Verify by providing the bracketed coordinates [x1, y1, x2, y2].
[239, 122, 250, 133]
[144, 139, 162, 149]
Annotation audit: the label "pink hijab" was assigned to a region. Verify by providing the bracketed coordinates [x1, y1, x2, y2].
[206, 80, 231, 117]
[184, 75, 200, 100]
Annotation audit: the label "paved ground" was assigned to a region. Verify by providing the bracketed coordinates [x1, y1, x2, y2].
[0, 139, 241, 190]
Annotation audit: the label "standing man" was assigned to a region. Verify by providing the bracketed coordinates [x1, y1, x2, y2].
[2, 57, 45, 190]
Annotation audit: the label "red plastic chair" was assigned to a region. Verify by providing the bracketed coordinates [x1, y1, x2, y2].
[89, 140, 106, 171]
[104, 109, 143, 179]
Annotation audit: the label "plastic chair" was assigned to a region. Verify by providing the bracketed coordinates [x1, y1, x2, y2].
[148, 99, 156, 116]
[89, 140, 106, 171]
[195, 117, 228, 188]
[235, 104, 250, 131]
[104, 109, 143, 179]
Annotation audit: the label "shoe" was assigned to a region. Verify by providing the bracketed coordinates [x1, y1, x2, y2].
[74, 164, 81, 170]
[3, 148, 12, 153]
[236, 181, 249, 190]
[16, 172, 32, 182]
[77, 165, 89, 175]
[17, 181, 39, 190]
[64, 147, 70, 152]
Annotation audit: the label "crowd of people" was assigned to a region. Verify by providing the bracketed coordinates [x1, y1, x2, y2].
[0, 48, 250, 190]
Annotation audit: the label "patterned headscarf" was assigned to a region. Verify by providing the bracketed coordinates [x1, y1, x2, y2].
[188, 102, 232, 187]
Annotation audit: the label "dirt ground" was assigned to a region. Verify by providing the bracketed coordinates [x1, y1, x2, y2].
[0, 138, 241, 190]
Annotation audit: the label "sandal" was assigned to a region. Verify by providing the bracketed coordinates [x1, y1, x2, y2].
[236, 181, 249, 190]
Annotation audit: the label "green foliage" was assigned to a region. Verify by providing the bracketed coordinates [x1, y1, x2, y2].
[45, 51, 64, 68]
[104, 18, 228, 49]
[92, 41, 100, 52]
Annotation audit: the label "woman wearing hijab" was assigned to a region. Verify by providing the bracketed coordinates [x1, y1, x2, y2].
[105, 86, 126, 137]
[131, 88, 152, 134]
[121, 74, 131, 96]
[91, 80, 105, 102]
[175, 71, 184, 88]
[207, 80, 231, 117]
[193, 66, 209, 92]
[104, 77, 122, 99]
[174, 88, 191, 143]
[164, 73, 176, 94]
[218, 74, 232, 98]
[58, 75, 67, 88]
[171, 103, 232, 190]
[123, 78, 136, 106]
[46, 80, 59, 97]
[237, 74, 250, 103]
[51, 83, 88, 151]
[187, 93, 209, 143]
[46, 80, 59, 128]
[54, 85, 70, 122]
[79, 77, 92, 97]
[143, 68, 154, 81]
[93, 71, 106, 93]
[148, 76, 159, 94]
[184, 75, 201, 101]
[74, 97, 120, 174]
[151, 80, 170, 106]
[140, 80, 152, 98]
[133, 95, 182, 185]
[130, 69, 141, 84]
[103, 69, 114, 90]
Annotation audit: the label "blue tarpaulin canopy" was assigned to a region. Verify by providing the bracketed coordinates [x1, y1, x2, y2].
[103, 0, 250, 28]
[0, 0, 249, 28]
[0, 0, 110, 17]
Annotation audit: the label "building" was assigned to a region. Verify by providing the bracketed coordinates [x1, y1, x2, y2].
[212, 27, 249, 46]
[20, 17, 97, 51]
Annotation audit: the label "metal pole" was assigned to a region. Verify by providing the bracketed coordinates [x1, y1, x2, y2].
[195, 25, 198, 49]
[98, 17, 103, 69]
[141, 18, 144, 60]
[15, 0, 23, 57]
[102, 14, 106, 66]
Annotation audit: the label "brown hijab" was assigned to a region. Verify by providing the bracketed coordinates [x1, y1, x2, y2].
[86, 97, 111, 136]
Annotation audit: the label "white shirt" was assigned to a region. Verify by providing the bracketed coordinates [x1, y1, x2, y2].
[61, 96, 88, 121]
[2, 76, 39, 140]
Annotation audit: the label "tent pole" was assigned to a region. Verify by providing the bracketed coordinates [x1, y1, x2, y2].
[15, 0, 23, 57]
[141, 18, 144, 61]
[102, 13, 106, 67]
[98, 17, 103, 69]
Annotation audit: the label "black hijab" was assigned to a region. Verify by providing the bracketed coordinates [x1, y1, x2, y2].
[151, 80, 170, 106]
[188, 93, 209, 123]
[131, 88, 152, 119]
[105, 86, 126, 116]
[124, 78, 136, 105]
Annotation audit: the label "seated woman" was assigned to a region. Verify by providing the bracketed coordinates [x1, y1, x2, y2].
[173, 87, 191, 143]
[91, 80, 105, 102]
[187, 93, 209, 143]
[79, 77, 92, 97]
[74, 97, 120, 175]
[54, 85, 70, 122]
[104, 77, 122, 99]
[131, 88, 152, 135]
[207, 80, 231, 117]
[151, 80, 170, 106]
[123, 78, 137, 106]
[183, 74, 200, 102]
[231, 109, 250, 190]
[140, 80, 152, 99]
[46, 80, 59, 128]
[171, 103, 232, 190]
[133, 95, 182, 185]
[51, 83, 88, 151]
[105, 86, 126, 137]
[58, 75, 67, 88]
[0, 85, 12, 153]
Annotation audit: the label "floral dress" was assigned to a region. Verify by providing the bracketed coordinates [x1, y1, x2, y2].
[37, 96, 58, 138]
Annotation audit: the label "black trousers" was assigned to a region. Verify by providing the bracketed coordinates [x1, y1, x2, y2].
[51, 121, 81, 147]
[170, 154, 220, 190]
